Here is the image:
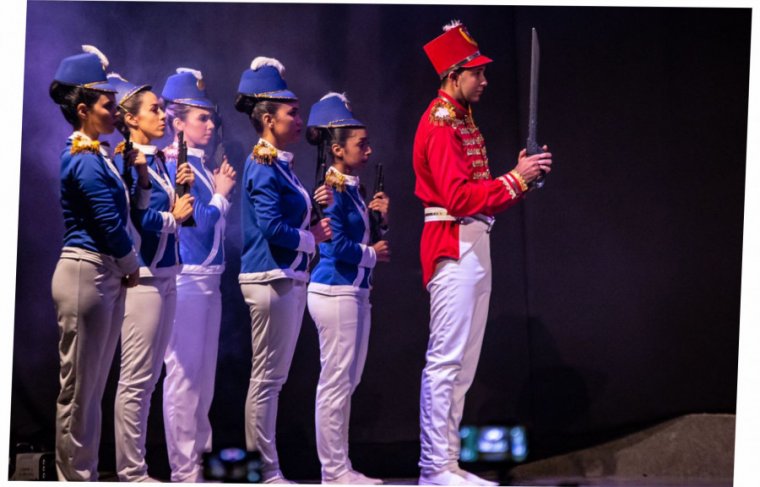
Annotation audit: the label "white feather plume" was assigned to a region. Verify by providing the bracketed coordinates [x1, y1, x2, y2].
[443, 19, 462, 32]
[106, 72, 127, 82]
[250, 56, 285, 76]
[320, 91, 350, 104]
[176, 67, 203, 80]
[81, 44, 109, 69]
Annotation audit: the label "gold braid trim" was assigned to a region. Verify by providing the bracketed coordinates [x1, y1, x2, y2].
[498, 176, 518, 200]
[325, 168, 347, 192]
[252, 141, 278, 165]
[509, 170, 529, 192]
[114, 141, 126, 155]
[70, 136, 101, 155]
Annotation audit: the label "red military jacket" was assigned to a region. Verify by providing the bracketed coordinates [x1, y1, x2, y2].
[413, 90, 527, 287]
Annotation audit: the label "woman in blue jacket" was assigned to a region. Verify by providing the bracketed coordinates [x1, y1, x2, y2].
[48, 45, 151, 481]
[109, 73, 195, 482]
[159, 68, 237, 483]
[305, 93, 390, 485]
[234, 56, 333, 484]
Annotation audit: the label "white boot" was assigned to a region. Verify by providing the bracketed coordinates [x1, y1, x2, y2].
[349, 470, 383, 485]
[418, 469, 472, 485]
[451, 466, 498, 486]
[263, 471, 295, 484]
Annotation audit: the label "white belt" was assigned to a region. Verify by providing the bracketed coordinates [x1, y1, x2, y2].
[423, 207, 494, 232]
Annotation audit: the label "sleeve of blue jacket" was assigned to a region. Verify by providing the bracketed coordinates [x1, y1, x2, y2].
[114, 154, 166, 233]
[249, 163, 303, 250]
[74, 153, 134, 259]
[325, 195, 364, 265]
[191, 188, 222, 231]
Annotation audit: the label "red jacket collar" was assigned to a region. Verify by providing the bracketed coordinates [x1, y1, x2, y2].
[437, 90, 467, 116]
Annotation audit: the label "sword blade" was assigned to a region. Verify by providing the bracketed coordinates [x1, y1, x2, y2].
[527, 27, 541, 156]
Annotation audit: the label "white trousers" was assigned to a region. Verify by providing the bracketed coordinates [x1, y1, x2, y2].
[115, 274, 177, 481]
[163, 273, 222, 482]
[51, 248, 126, 481]
[307, 289, 372, 481]
[419, 221, 492, 473]
[241, 278, 307, 479]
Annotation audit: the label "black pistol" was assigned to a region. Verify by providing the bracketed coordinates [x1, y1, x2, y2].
[369, 162, 386, 243]
[311, 142, 328, 223]
[122, 131, 134, 193]
[175, 131, 196, 227]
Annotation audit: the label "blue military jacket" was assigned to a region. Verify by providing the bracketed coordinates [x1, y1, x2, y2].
[59, 132, 147, 274]
[309, 167, 377, 292]
[114, 142, 179, 277]
[165, 144, 229, 274]
[239, 139, 314, 283]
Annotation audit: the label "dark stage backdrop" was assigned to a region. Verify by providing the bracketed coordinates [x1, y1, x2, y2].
[11, 2, 749, 479]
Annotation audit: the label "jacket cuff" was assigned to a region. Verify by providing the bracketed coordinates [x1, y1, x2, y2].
[358, 244, 377, 269]
[161, 211, 177, 234]
[498, 174, 523, 200]
[210, 193, 231, 216]
[296, 229, 316, 254]
[135, 184, 152, 210]
[115, 248, 139, 275]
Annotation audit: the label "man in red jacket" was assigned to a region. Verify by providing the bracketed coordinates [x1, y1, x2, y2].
[414, 20, 552, 485]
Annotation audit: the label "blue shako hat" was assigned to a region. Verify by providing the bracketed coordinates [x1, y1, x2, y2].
[106, 73, 151, 107]
[307, 92, 365, 128]
[54, 45, 117, 93]
[237, 57, 298, 100]
[161, 67, 215, 109]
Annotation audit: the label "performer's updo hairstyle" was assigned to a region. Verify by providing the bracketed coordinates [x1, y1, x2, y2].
[164, 102, 195, 136]
[108, 74, 152, 138]
[49, 81, 102, 129]
[305, 125, 355, 160]
[234, 95, 285, 135]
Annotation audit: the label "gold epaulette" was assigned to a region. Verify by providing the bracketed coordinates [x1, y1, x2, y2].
[70, 136, 101, 155]
[428, 99, 459, 127]
[325, 168, 346, 192]
[114, 140, 126, 155]
[252, 141, 278, 165]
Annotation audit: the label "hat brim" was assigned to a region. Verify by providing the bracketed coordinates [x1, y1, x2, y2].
[165, 97, 216, 109]
[241, 89, 299, 101]
[119, 84, 152, 105]
[461, 54, 493, 70]
[83, 80, 118, 93]
[319, 118, 366, 129]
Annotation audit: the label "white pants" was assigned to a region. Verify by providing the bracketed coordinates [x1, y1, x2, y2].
[115, 274, 177, 481]
[307, 289, 372, 481]
[51, 248, 126, 481]
[163, 273, 222, 482]
[241, 278, 307, 479]
[419, 221, 492, 473]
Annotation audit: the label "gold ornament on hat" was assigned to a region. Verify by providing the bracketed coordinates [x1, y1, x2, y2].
[197, 78, 205, 90]
[459, 27, 478, 47]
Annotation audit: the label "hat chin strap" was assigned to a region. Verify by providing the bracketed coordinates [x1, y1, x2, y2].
[438, 51, 482, 79]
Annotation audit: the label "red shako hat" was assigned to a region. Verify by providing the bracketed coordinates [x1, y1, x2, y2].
[423, 20, 493, 79]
